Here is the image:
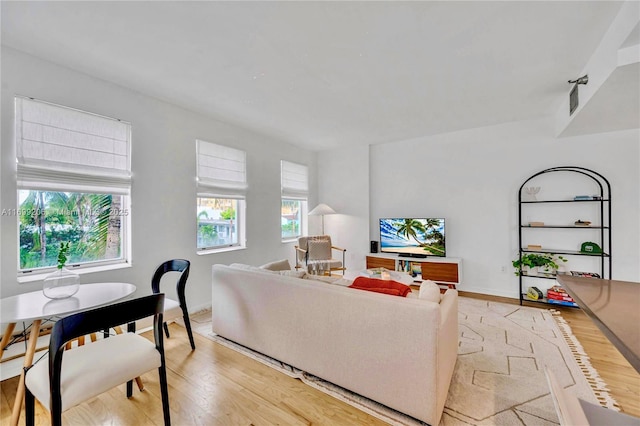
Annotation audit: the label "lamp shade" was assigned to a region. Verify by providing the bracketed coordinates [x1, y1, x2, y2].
[308, 203, 336, 216]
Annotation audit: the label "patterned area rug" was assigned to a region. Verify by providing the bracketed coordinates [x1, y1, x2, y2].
[442, 297, 617, 425]
[193, 297, 618, 425]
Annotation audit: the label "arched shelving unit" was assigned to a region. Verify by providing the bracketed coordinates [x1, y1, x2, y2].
[517, 166, 611, 306]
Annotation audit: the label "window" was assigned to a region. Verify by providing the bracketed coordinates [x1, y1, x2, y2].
[281, 160, 308, 240]
[196, 140, 247, 251]
[18, 191, 125, 270]
[15, 97, 131, 274]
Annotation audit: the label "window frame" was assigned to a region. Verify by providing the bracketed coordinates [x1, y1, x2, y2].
[196, 140, 247, 254]
[196, 196, 246, 253]
[14, 97, 132, 279]
[281, 198, 307, 242]
[280, 160, 309, 242]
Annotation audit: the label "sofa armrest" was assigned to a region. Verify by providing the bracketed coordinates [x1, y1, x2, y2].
[436, 289, 458, 424]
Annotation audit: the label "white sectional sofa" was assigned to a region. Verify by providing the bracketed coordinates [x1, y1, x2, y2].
[211, 263, 458, 425]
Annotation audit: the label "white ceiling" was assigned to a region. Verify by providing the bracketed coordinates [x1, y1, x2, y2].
[0, 1, 626, 151]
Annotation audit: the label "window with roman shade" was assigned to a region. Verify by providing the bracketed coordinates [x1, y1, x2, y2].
[14, 97, 131, 274]
[281, 160, 308, 199]
[280, 160, 308, 240]
[16, 97, 131, 195]
[196, 140, 247, 251]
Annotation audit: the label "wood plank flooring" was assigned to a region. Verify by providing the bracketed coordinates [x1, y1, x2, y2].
[1, 320, 386, 425]
[2, 294, 639, 424]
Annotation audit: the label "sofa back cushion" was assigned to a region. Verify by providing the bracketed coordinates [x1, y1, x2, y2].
[259, 259, 292, 271]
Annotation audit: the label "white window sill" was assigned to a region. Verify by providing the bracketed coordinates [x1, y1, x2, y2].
[197, 245, 246, 256]
[18, 262, 132, 284]
[282, 238, 300, 244]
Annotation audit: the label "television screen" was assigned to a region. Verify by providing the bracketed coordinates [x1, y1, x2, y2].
[379, 218, 446, 257]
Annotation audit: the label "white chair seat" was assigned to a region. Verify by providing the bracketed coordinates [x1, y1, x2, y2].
[25, 333, 160, 411]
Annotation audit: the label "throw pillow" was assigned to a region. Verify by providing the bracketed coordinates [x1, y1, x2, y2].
[418, 280, 441, 303]
[349, 276, 412, 297]
[259, 258, 292, 271]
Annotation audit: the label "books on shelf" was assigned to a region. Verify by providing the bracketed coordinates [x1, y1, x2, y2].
[570, 271, 601, 278]
[546, 285, 575, 303]
[546, 298, 579, 307]
[573, 195, 602, 201]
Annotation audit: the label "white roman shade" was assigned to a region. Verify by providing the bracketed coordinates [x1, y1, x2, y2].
[281, 160, 308, 199]
[15, 97, 132, 195]
[196, 140, 247, 197]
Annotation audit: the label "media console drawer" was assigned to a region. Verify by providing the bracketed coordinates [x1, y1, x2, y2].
[365, 256, 396, 270]
[421, 262, 458, 283]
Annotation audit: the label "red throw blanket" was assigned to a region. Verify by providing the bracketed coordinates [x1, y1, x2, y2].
[348, 276, 412, 297]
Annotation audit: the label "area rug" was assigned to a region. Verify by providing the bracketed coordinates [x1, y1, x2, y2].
[193, 297, 618, 425]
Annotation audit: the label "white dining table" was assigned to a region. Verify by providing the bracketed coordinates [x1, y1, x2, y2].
[0, 282, 136, 426]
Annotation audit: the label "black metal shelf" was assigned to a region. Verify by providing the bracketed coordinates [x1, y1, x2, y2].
[521, 248, 610, 257]
[521, 225, 609, 229]
[519, 273, 561, 280]
[517, 166, 611, 307]
[521, 199, 610, 204]
[521, 294, 580, 308]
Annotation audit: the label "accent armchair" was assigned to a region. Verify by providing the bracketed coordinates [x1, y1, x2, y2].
[294, 235, 346, 275]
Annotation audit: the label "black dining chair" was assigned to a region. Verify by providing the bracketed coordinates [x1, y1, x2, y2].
[24, 293, 171, 426]
[152, 259, 195, 350]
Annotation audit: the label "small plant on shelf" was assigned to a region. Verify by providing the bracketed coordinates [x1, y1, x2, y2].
[512, 253, 567, 276]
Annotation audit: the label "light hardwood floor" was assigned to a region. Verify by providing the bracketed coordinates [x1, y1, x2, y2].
[2, 294, 639, 424]
[1, 317, 386, 425]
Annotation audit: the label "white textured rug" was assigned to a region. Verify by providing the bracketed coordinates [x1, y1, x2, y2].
[196, 297, 618, 425]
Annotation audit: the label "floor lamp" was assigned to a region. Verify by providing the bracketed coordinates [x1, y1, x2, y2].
[308, 203, 336, 235]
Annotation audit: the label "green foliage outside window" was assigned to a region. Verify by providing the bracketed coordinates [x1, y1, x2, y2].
[17, 190, 123, 270]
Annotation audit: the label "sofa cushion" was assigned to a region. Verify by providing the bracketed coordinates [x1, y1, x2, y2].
[260, 259, 292, 271]
[349, 276, 412, 297]
[276, 270, 307, 278]
[419, 280, 441, 303]
[229, 263, 276, 274]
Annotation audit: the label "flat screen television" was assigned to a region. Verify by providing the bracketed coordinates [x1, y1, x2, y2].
[379, 218, 446, 258]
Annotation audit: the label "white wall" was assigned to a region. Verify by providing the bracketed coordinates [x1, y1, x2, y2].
[317, 145, 370, 272]
[0, 47, 316, 308]
[361, 118, 638, 298]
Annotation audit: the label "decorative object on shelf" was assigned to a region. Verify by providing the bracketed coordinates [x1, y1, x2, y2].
[43, 242, 79, 299]
[523, 186, 541, 201]
[574, 220, 592, 226]
[580, 241, 602, 254]
[527, 244, 542, 250]
[573, 195, 602, 201]
[570, 270, 601, 278]
[512, 253, 567, 276]
[528, 221, 545, 226]
[526, 286, 543, 300]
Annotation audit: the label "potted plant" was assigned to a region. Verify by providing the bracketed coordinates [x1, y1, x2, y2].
[513, 253, 567, 276]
